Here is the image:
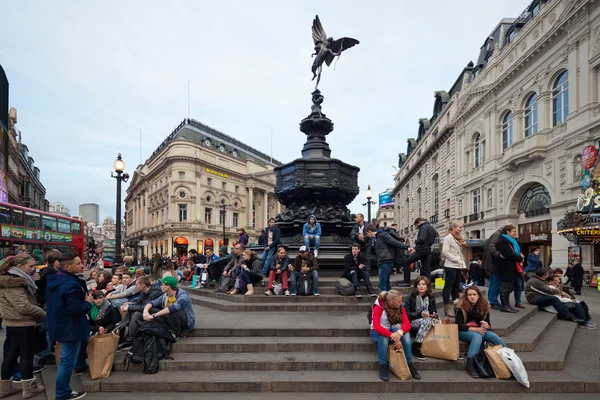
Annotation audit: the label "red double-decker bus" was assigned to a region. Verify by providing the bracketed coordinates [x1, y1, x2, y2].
[0, 201, 84, 260]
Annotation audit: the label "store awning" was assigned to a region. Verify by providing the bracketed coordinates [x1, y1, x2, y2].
[174, 237, 189, 246]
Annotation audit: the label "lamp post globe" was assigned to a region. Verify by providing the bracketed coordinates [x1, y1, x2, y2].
[114, 153, 125, 173]
[366, 185, 372, 200]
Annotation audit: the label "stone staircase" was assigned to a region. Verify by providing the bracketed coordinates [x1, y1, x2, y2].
[78, 279, 600, 394]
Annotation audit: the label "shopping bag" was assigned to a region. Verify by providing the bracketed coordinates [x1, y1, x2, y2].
[191, 274, 198, 288]
[88, 333, 120, 380]
[484, 344, 511, 379]
[273, 281, 283, 295]
[474, 351, 494, 378]
[388, 345, 411, 380]
[434, 278, 445, 290]
[497, 347, 529, 387]
[421, 322, 459, 360]
[201, 271, 208, 282]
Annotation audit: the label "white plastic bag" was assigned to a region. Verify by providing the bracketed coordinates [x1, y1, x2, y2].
[273, 282, 283, 295]
[497, 347, 529, 388]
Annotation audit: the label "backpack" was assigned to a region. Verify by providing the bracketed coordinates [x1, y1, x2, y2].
[367, 302, 376, 324]
[123, 319, 177, 374]
[296, 274, 313, 296]
[335, 278, 355, 296]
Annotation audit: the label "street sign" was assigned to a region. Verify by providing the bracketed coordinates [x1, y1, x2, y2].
[138, 240, 149, 246]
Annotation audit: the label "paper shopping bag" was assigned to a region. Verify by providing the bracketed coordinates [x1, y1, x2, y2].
[435, 278, 445, 290]
[388, 345, 412, 380]
[421, 323, 459, 360]
[88, 333, 120, 379]
[484, 344, 512, 379]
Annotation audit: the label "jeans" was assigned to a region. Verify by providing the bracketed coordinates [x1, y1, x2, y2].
[513, 276, 523, 305]
[535, 296, 575, 320]
[488, 272, 501, 305]
[268, 270, 289, 290]
[443, 267, 461, 305]
[369, 327, 412, 365]
[403, 251, 431, 283]
[343, 269, 373, 292]
[500, 279, 514, 307]
[1, 326, 36, 380]
[378, 263, 393, 292]
[175, 270, 184, 278]
[56, 339, 87, 400]
[290, 270, 319, 294]
[260, 248, 276, 275]
[304, 235, 320, 250]
[459, 330, 505, 358]
[110, 298, 128, 308]
[239, 271, 263, 288]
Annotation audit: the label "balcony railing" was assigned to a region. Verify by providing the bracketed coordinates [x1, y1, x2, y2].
[429, 214, 439, 224]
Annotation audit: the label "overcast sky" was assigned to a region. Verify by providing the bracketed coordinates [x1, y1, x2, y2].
[1, 0, 529, 222]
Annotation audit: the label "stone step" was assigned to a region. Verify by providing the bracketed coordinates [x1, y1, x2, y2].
[518, 318, 578, 370]
[501, 310, 557, 352]
[80, 369, 598, 393]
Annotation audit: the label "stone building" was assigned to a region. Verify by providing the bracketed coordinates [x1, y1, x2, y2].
[6, 107, 48, 211]
[125, 118, 282, 257]
[49, 202, 71, 217]
[79, 203, 100, 225]
[393, 0, 600, 271]
[375, 205, 395, 229]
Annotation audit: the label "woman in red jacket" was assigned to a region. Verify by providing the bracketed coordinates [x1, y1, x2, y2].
[369, 290, 421, 381]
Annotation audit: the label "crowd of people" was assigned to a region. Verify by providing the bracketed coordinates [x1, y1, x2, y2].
[0, 247, 195, 400]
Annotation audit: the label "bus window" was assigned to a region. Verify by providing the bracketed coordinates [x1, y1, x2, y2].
[0, 240, 11, 257]
[25, 211, 41, 229]
[71, 221, 82, 235]
[58, 245, 71, 254]
[42, 215, 57, 231]
[12, 209, 24, 226]
[58, 218, 70, 233]
[0, 206, 10, 224]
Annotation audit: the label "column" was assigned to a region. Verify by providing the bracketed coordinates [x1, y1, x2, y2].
[263, 191, 269, 228]
[578, 35, 590, 108]
[143, 190, 148, 228]
[568, 46, 578, 113]
[248, 187, 254, 227]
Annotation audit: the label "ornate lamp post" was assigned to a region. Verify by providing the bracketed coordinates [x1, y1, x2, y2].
[111, 153, 129, 264]
[363, 184, 376, 223]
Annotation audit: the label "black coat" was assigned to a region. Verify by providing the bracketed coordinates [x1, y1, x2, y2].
[571, 263, 584, 288]
[494, 236, 523, 282]
[403, 293, 438, 321]
[455, 306, 491, 332]
[414, 222, 438, 252]
[88, 302, 122, 334]
[386, 228, 407, 264]
[343, 253, 367, 276]
[128, 284, 163, 313]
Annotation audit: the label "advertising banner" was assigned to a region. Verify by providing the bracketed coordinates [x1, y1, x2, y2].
[0, 224, 73, 243]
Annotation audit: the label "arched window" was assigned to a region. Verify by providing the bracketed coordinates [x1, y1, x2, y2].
[502, 112, 513, 150]
[518, 183, 551, 217]
[524, 93, 538, 137]
[474, 134, 482, 168]
[417, 188, 422, 217]
[432, 174, 439, 216]
[552, 71, 569, 126]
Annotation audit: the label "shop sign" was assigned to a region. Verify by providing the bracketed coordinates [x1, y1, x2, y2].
[174, 236, 188, 246]
[205, 168, 230, 179]
[581, 146, 598, 170]
[588, 214, 600, 224]
[576, 188, 600, 212]
[139, 240, 149, 246]
[0, 224, 72, 243]
[204, 238, 214, 248]
[519, 231, 552, 243]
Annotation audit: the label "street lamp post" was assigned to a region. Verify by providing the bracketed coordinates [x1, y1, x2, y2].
[111, 153, 129, 264]
[363, 184, 376, 222]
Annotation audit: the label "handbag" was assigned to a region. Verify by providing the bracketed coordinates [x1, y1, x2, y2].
[473, 351, 495, 378]
[32, 323, 48, 354]
[434, 277, 445, 290]
[484, 344, 511, 379]
[219, 276, 231, 293]
[508, 244, 524, 273]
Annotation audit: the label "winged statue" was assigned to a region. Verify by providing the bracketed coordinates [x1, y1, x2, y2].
[311, 15, 359, 89]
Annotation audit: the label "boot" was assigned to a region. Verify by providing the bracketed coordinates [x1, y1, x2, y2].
[408, 362, 421, 380]
[245, 284, 254, 296]
[411, 342, 426, 361]
[466, 358, 479, 379]
[0, 379, 21, 399]
[378, 363, 389, 381]
[444, 304, 456, 317]
[21, 377, 44, 399]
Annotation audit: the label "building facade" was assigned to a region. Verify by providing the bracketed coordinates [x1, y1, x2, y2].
[125, 118, 282, 257]
[375, 206, 395, 229]
[6, 108, 48, 211]
[393, 0, 600, 272]
[79, 203, 100, 225]
[49, 202, 71, 217]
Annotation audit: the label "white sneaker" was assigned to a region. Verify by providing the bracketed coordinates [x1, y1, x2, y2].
[314, 249, 319, 258]
[285, 290, 290, 296]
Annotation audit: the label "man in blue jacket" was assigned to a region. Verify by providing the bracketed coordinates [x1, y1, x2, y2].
[143, 275, 195, 334]
[46, 253, 91, 400]
[261, 218, 281, 275]
[302, 215, 321, 258]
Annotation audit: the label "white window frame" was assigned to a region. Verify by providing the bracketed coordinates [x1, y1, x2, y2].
[524, 94, 538, 137]
[552, 71, 569, 126]
[502, 112, 513, 151]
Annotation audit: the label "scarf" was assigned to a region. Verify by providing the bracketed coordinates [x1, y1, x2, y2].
[451, 232, 466, 247]
[502, 234, 520, 255]
[385, 304, 403, 325]
[415, 294, 430, 315]
[90, 300, 110, 322]
[8, 267, 37, 296]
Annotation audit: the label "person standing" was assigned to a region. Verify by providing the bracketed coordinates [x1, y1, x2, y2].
[238, 228, 249, 247]
[481, 227, 503, 310]
[441, 221, 468, 317]
[493, 225, 523, 313]
[366, 224, 411, 292]
[0, 254, 46, 399]
[524, 248, 541, 282]
[570, 263, 584, 296]
[46, 253, 91, 400]
[388, 224, 407, 275]
[351, 214, 372, 272]
[260, 219, 281, 275]
[399, 218, 438, 287]
[302, 215, 321, 258]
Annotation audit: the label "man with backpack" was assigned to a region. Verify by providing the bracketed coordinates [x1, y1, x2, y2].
[399, 218, 438, 287]
[289, 246, 319, 296]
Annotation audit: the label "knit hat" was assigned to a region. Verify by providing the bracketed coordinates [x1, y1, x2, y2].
[159, 275, 178, 289]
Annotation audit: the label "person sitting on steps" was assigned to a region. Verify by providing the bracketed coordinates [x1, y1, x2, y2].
[289, 246, 320, 296]
[342, 243, 375, 298]
[456, 286, 506, 379]
[302, 215, 321, 258]
[230, 249, 263, 296]
[369, 290, 421, 382]
[265, 247, 291, 296]
[403, 276, 437, 361]
[221, 244, 245, 294]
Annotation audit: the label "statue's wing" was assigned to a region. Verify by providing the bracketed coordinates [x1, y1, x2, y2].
[325, 37, 359, 66]
[312, 15, 327, 44]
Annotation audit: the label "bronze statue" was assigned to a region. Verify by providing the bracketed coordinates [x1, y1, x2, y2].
[311, 15, 359, 89]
